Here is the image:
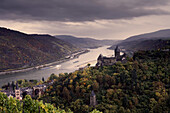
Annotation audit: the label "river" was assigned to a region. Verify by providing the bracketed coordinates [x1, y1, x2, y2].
[0, 46, 114, 87]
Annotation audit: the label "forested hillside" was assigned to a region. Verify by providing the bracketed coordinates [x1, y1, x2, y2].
[0, 27, 79, 72]
[40, 49, 170, 113]
[109, 29, 170, 51]
[124, 29, 170, 42]
[109, 39, 170, 51]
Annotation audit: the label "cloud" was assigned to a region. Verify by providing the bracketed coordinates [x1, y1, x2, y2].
[0, 0, 170, 22]
[1, 15, 170, 40]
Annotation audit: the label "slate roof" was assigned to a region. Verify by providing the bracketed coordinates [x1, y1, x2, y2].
[16, 83, 19, 89]
[115, 45, 120, 52]
[90, 90, 96, 96]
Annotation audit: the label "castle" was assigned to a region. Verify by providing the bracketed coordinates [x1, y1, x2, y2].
[96, 46, 126, 66]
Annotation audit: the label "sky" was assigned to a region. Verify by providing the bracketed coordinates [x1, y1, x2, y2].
[0, 0, 170, 40]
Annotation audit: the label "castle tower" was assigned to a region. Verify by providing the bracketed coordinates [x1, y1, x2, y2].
[96, 54, 103, 66]
[15, 83, 22, 100]
[115, 46, 120, 58]
[97, 54, 103, 60]
[90, 90, 97, 106]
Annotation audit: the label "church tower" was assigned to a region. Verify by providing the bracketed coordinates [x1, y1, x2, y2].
[90, 90, 97, 106]
[115, 46, 120, 58]
[15, 83, 22, 100]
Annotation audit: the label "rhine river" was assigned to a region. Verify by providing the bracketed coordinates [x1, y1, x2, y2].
[0, 46, 114, 87]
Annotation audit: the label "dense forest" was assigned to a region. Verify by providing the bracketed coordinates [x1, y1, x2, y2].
[39, 49, 170, 113]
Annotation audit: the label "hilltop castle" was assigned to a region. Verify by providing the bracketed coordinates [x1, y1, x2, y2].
[96, 46, 126, 66]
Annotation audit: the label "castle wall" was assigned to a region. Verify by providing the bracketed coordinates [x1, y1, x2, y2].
[96, 46, 126, 66]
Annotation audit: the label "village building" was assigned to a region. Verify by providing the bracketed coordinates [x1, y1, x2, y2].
[32, 84, 46, 97]
[21, 87, 33, 98]
[1, 79, 54, 100]
[1, 90, 15, 98]
[15, 83, 22, 100]
[96, 46, 126, 66]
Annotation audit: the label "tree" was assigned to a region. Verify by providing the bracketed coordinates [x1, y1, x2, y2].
[75, 86, 80, 97]
[62, 87, 71, 101]
[118, 107, 125, 113]
[49, 73, 58, 80]
[42, 77, 45, 82]
[92, 81, 99, 92]
[0, 92, 69, 113]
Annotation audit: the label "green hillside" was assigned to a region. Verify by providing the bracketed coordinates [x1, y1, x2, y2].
[0, 27, 79, 72]
[40, 49, 170, 113]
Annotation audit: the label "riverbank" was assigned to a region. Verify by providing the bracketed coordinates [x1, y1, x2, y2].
[0, 49, 89, 76]
[0, 46, 113, 87]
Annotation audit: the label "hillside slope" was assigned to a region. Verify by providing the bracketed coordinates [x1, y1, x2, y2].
[0, 27, 78, 72]
[55, 35, 120, 48]
[40, 50, 170, 113]
[109, 29, 170, 51]
[110, 40, 170, 51]
[124, 29, 170, 42]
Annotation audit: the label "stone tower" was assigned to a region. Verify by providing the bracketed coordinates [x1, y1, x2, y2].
[90, 90, 97, 106]
[115, 46, 120, 58]
[15, 83, 21, 100]
[96, 54, 103, 66]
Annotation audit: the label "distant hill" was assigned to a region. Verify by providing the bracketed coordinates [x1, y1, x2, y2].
[109, 29, 170, 51]
[124, 29, 170, 42]
[115, 39, 170, 51]
[55, 35, 120, 48]
[0, 27, 79, 72]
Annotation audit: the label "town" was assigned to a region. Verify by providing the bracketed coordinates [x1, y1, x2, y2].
[0, 79, 54, 100]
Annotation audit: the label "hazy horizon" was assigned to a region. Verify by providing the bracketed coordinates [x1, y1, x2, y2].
[1, 26, 170, 41]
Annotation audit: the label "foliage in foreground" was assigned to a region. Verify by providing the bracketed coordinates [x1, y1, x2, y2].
[0, 92, 68, 113]
[0, 92, 102, 113]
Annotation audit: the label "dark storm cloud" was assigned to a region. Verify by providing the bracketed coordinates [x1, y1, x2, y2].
[0, 0, 169, 21]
